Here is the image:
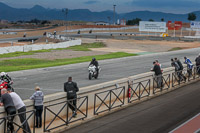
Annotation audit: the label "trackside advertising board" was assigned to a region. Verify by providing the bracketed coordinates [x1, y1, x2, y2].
[191, 21, 200, 29]
[139, 21, 166, 32]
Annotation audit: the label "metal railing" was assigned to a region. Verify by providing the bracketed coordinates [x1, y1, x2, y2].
[172, 70, 186, 87]
[94, 86, 125, 115]
[153, 74, 170, 94]
[128, 79, 151, 103]
[44, 96, 88, 132]
[0, 110, 35, 133]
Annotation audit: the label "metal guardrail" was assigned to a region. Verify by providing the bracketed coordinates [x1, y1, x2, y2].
[153, 74, 170, 94]
[0, 110, 35, 133]
[94, 86, 125, 115]
[43, 96, 88, 132]
[128, 79, 151, 103]
[172, 65, 200, 87]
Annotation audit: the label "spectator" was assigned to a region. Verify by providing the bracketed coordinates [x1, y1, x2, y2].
[174, 58, 186, 82]
[30, 86, 44, 128]
[23, 32, 26, 38]
[64, 77, 79, 117]
[184, 57, 193, 77]
[195, 54, 200, 75]
[155, 60, 163, 72]
[151, 61, 163, 88]
[0, 89, 16, 133]
[8, 89, 31, 133]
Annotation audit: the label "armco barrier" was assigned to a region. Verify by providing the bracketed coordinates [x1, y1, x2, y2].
[0, 65, 199, 132]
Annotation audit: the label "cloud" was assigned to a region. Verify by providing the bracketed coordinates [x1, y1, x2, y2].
[130, 0, 200, 8]
[84, 0, 99, 5]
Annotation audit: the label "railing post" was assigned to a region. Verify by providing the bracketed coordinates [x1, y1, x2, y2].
[43, 107, 46, 132]
[86, 96, 88, 117]
[109, 90, 112, 110]
[94, 94, 96, 115]
[139, 82, 141, 100]
[33, 110, 35, 133]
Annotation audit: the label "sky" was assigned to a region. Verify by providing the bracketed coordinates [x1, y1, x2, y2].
[0, 0, 200, 14]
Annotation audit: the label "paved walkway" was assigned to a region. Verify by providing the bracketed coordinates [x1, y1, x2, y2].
[62, 81, 200, 133]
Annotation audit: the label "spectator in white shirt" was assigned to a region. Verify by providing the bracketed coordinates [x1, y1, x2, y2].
[8, 89, 31, 133]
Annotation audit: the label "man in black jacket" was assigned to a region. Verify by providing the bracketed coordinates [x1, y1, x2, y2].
[151, 61, 163, 88]
[64, 77, 79, 117]
[195, 54, 200, 75]
[174, 57, 186, 82]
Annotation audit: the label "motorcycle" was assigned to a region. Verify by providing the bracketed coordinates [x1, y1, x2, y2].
[0, 80, 14, 96]
[88, 65, 101, 80]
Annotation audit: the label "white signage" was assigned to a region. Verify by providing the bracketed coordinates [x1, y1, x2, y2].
[139, 21, 166, 32]
[190, 21, 200, 29]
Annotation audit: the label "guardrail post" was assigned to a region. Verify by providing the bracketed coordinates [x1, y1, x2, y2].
[139, 83, 141, 100]
[43, 106, 46, 132]
[109, 90, 112, 111]
[94, 94, 96, 115]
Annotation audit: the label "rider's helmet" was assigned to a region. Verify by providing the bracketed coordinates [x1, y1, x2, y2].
[0, 72, 6, 77]
[92, 58, 96, 61]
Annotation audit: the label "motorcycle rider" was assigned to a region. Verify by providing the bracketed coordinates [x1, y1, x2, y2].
[0, 72, 13, 89]
[89, 58, 99, 73]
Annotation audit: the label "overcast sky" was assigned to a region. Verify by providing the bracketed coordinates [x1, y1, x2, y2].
[1, 0, 200, 14]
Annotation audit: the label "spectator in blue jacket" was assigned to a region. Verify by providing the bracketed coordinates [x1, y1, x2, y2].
[184, 57, 193, 77]
[30, 86, 44, 128]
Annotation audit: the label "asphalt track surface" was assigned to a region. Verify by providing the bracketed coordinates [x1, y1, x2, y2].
[8, 47, 200, 100]
[62, 80, 200, 133]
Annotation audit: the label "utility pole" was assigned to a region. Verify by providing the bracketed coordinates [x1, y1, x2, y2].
[113, 5, 116, 25]
[62, 8, 68, 36]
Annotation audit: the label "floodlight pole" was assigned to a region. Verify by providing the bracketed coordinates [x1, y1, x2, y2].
[113, 5, 116, 25]
[62, 8, 68, 37]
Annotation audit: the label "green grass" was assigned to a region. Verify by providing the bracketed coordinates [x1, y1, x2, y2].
[0, 52, 137, 72]
[0, 42, 106, 58]
[168, 47, 183, 51]
[65, 42, 106, 51]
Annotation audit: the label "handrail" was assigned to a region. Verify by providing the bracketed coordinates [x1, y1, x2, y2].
[0, 110, 35, 133]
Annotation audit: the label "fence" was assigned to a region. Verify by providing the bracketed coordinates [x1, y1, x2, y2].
[0, 110, 35, 133]
[43, 96, 88, 132]
[128, 79, 151, 103]
[153, 74, 171, 94]
[94, 86, 125, 115]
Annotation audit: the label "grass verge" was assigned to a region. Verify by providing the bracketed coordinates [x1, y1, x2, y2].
[0, 52, 137, 72]
[0, 42, 105, 58]
[168, 47, 183, 51]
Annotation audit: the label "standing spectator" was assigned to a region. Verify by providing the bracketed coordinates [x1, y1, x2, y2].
[174, 57, 186, 82]
[30, 86, 44, 128]
[64, 77, 79, 117]
[23, 32, 26, 38]
[151, 61, 163, 88]
[155, 60, 163, 72]
[8, 90, 31, 133]
[0, 89, 16, 133]
[195, 54, 200, 75]
[184, 57, 193, 77]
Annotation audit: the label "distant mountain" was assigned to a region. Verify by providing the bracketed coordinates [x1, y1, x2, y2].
[0, 2, 199, 22]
